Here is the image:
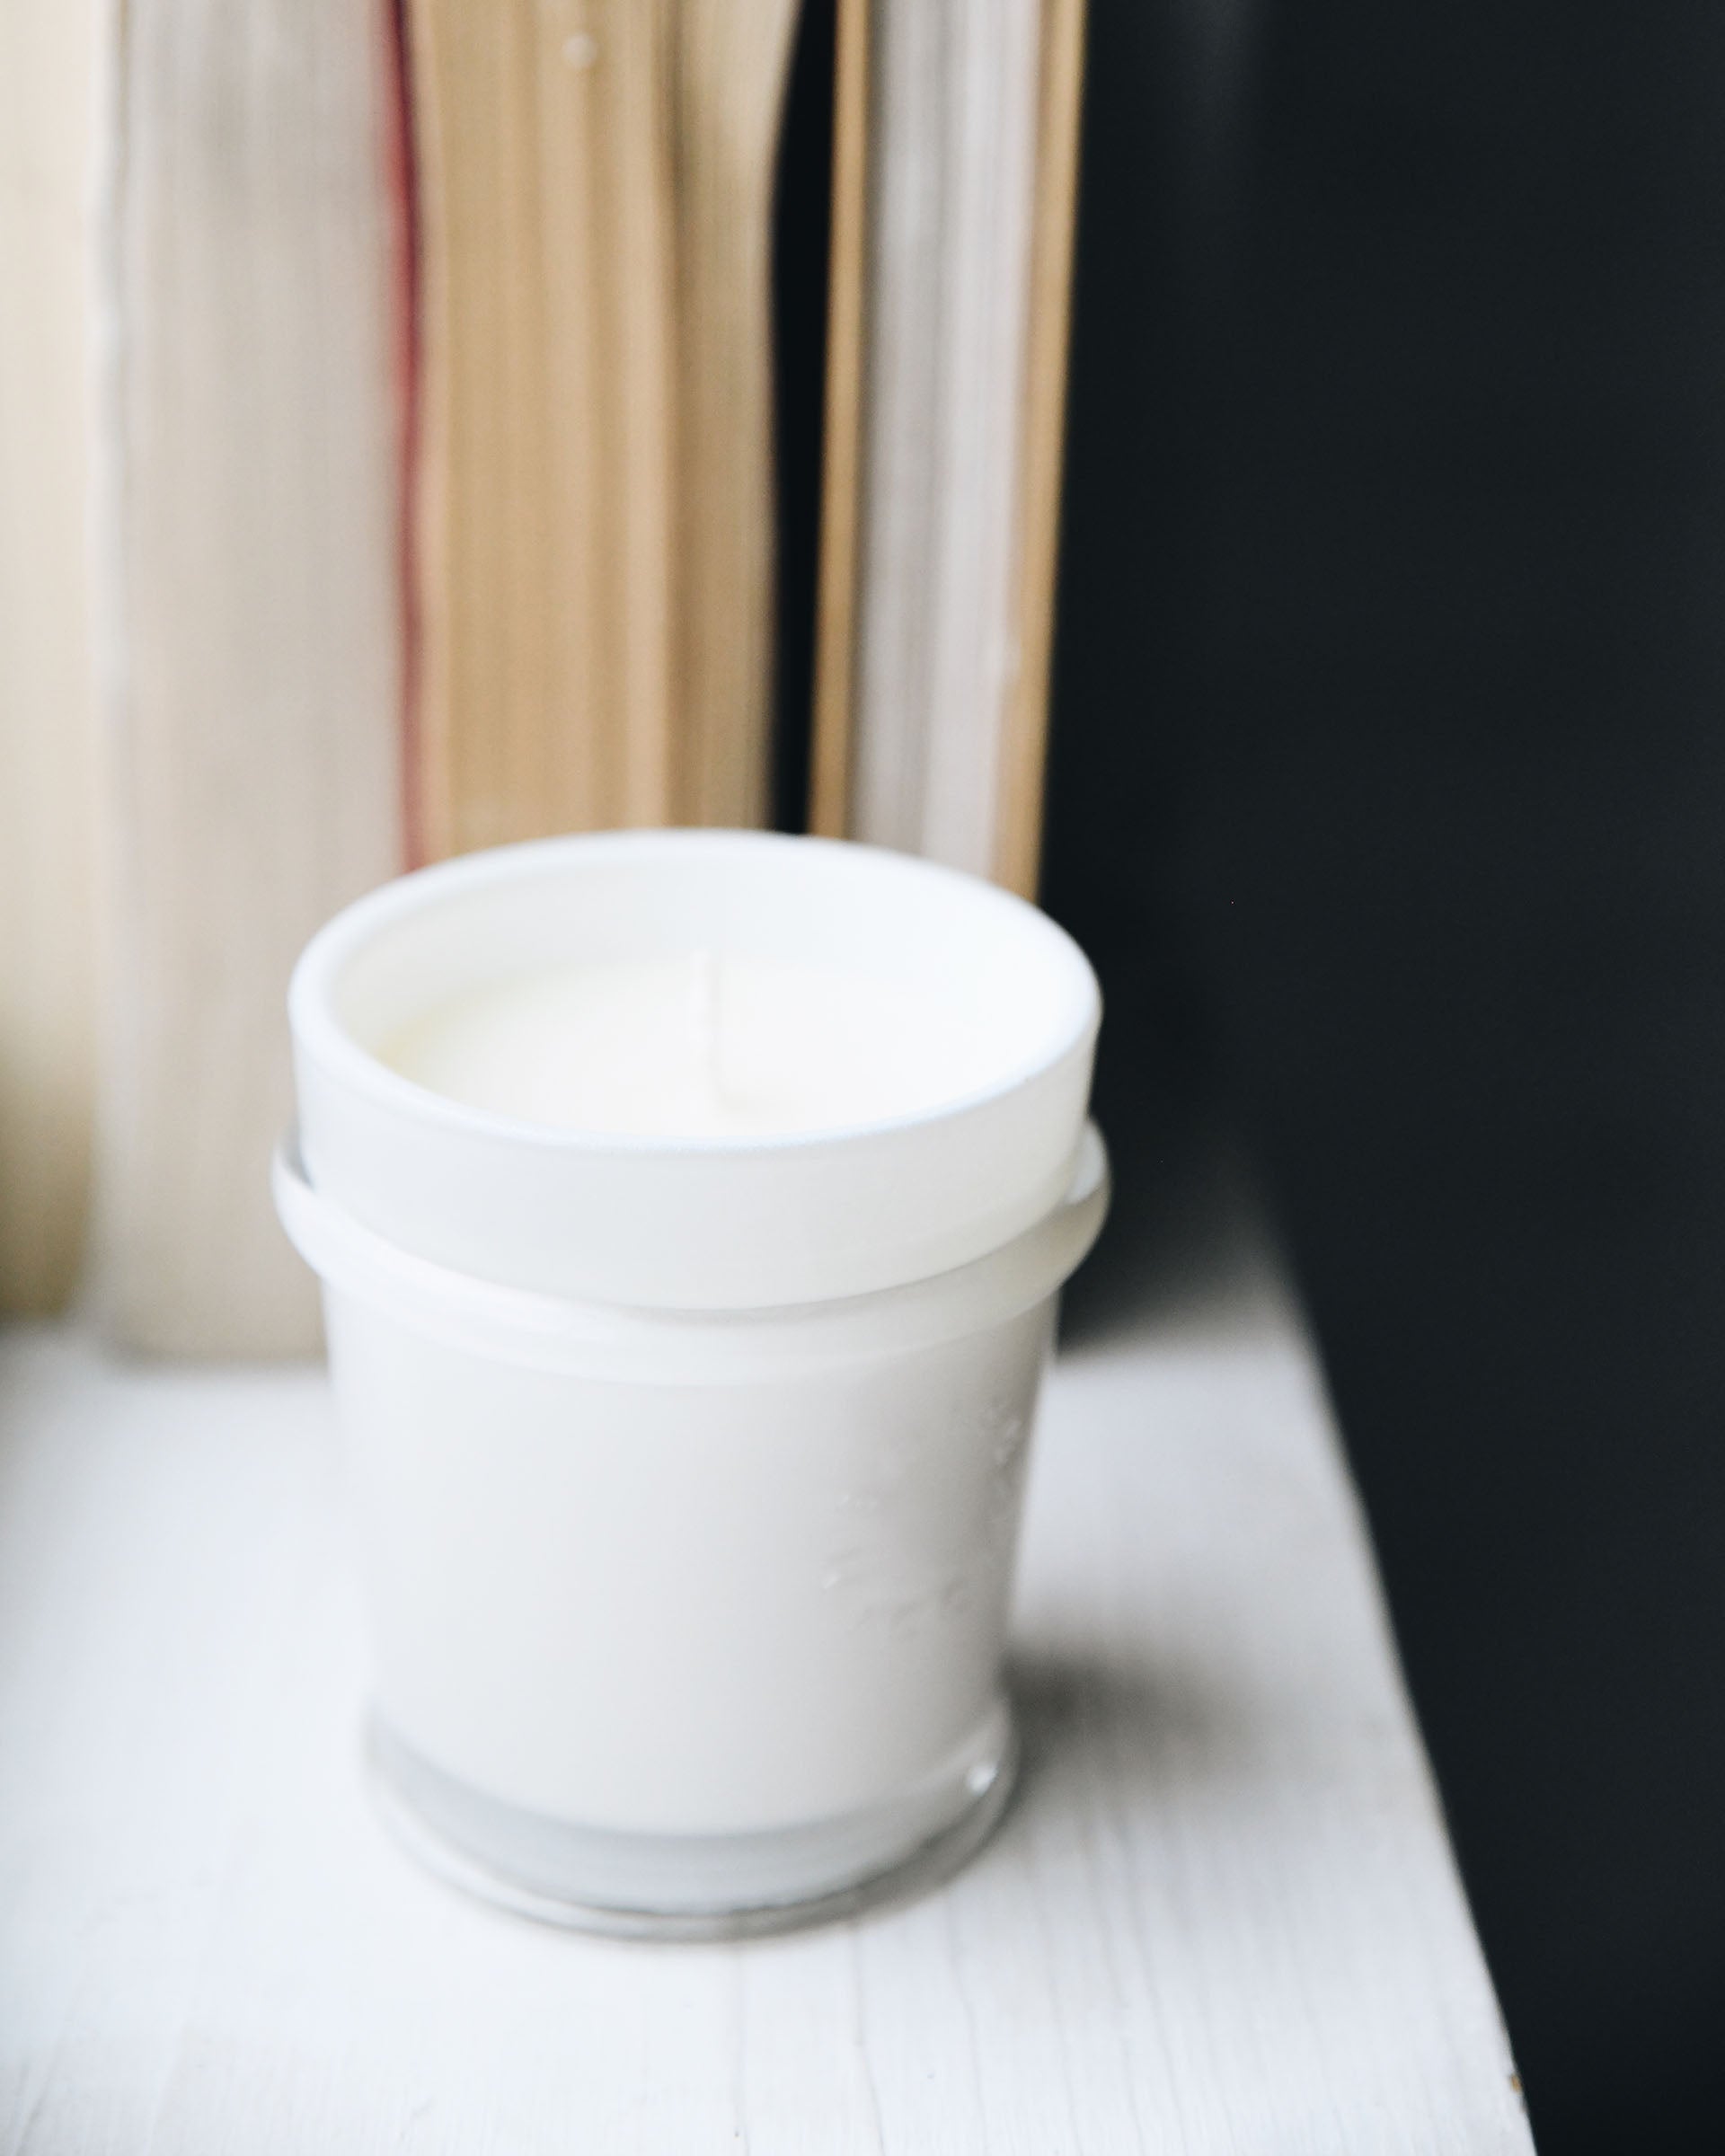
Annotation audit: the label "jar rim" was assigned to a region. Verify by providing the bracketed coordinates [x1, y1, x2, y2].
[288, 830, 1101, 1162]
[275, 1123, 1109, 1383]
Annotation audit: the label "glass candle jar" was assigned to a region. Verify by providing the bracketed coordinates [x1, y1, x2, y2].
[278, 831, 1104, 1936]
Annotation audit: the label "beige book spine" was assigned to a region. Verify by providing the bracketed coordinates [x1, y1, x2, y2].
[809, 0, 1088, 898]
[91, 0, 404, 1356]
[0, 0, 100, 1313]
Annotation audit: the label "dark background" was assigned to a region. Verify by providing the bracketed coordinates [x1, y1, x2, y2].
[1045, 3, 1725, 2149]
[778, 4, 1725, 2146]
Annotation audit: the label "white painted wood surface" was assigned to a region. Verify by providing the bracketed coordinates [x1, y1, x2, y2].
[0, 1241, 1532, 2152]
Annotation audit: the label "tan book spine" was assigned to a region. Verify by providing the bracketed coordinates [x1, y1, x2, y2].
[674, 0, 804, 828]
[809, 0, 871, 844]
[809, 0, 1088, 897]
[408, 0, 799, 861]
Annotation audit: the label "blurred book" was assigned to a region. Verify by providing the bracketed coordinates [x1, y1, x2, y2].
[810, 0, 1085, 897]
[0, 0, 99, 1315]
[406, 0, 800, 858]
[88, 0, 405, 1355]
[1, 0, 1086, 1353]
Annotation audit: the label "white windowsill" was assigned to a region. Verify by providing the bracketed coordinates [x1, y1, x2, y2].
[0, 1154, 1531, 2152]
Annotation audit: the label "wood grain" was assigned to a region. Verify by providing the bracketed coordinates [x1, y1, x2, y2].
[409, 0, 798, 859]
[0, 1270, 1533, 2152]
[90, 0, 404, 1355]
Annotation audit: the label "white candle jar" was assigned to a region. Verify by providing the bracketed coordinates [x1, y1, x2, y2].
[278, 832, 1105, 1936]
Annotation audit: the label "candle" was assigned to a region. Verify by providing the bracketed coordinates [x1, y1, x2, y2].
[278, 831, 1104, 1934]
[380, 951, 1010, 1137]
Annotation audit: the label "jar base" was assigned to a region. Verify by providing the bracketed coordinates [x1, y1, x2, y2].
[365, 1707, 1019, 1941]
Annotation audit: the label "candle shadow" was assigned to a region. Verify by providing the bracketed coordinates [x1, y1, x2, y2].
[1002, 1642, 1258, 1832]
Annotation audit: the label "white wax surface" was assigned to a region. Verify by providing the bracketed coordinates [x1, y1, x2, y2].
[381, 954, 1003, 1139]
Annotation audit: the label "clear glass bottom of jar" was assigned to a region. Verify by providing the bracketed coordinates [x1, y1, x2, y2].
[365, 1699, 1019, 1940]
